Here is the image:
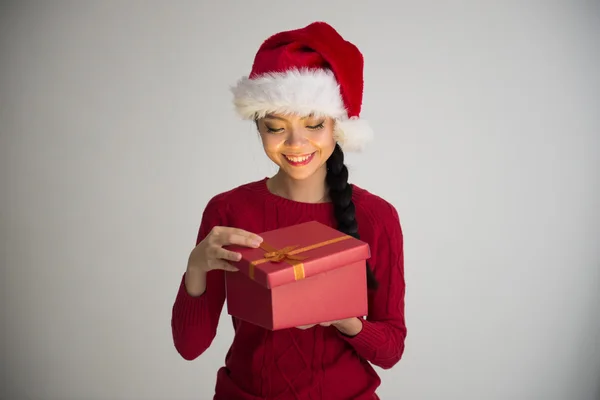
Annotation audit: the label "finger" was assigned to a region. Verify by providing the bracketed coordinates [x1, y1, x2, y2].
[209, 259, 239, 272]
[220, 230, 263, 248]
[230, 227, 263, 242]
[296, 324, 316, 330]
[212, 226, 261, 241]
[223, 227, 262, 241]
[320, 320, 341, 327]
[213, 246, 242, 262]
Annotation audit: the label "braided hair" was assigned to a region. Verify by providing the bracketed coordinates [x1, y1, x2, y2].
[326, 143, 379, 290]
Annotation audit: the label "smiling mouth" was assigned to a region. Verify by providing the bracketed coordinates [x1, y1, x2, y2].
[283, 152, 316, 166]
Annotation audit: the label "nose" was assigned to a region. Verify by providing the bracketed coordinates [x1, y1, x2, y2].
[285, 127, 308, 148]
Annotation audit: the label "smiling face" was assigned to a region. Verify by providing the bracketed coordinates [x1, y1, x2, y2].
[257, 113, 336, 181]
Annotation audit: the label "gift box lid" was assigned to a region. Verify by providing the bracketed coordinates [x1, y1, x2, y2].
[226, 221, 371, 289]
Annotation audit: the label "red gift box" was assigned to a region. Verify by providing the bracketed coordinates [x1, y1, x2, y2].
[224, 221, 371, 330]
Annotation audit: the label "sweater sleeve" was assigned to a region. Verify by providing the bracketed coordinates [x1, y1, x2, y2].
[339, 202, 407, 369]
[171, 196, 228, 361]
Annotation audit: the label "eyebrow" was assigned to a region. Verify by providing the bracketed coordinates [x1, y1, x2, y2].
[264, 113, 316, 121]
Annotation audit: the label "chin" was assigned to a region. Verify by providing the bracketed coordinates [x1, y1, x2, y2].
[284, 168, 320, 181]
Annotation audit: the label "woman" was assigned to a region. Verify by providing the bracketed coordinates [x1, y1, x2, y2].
[171, 21, 406, 400]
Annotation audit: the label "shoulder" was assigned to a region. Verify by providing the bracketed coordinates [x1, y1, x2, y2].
[351, 184, 404, 256]
[202, 178, 266, 220]
[352, 184, 402, 227]
[194, 179, 266, 241]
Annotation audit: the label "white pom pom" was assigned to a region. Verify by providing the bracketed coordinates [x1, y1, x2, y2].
[335, 117, 374, 152]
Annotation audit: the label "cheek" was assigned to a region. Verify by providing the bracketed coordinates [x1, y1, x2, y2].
[260, 134, 285, 155]
[309, 129, 336, 154]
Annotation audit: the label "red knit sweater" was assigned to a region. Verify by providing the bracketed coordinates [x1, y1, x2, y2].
[171, 178, 406, 400]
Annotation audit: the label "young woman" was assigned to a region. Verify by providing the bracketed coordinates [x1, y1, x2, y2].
[171, 21, 406, 400]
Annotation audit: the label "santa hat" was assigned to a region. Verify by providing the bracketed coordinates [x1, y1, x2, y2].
[231, 21, 373, 152]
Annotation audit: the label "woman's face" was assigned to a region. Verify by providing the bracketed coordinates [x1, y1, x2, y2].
[257, 113, 336, 181]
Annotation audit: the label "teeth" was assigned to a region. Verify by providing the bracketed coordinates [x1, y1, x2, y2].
[286, 154, 311, 162]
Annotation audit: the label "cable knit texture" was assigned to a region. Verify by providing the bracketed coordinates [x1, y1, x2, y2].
[171, 178, 406, 400]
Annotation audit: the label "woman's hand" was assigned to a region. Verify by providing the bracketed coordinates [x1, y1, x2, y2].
[188, 226, 263, 273]
[184, 226, 262, 296]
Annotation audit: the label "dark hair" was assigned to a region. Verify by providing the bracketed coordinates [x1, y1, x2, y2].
[326, 143, 379, 290]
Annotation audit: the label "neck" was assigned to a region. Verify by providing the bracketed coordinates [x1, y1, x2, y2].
[268, 166, 329, 203]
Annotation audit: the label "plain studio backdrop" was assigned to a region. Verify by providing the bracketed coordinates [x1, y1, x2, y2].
[1, 1, 599, 399]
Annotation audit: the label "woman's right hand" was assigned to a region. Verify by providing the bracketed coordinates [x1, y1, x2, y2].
[187, 226, 264, 273]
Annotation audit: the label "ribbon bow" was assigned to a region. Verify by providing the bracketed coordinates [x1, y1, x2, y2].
[262, 245, 307, 263]
[247, 235, 352, 281]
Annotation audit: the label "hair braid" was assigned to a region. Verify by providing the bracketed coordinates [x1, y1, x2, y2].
[326, 143, 379, 290]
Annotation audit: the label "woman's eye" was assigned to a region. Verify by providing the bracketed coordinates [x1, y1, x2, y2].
[265, 125, 284, 133]
[307, 122, 325, 130]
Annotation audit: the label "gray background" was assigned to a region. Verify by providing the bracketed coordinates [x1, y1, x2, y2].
[1, 1, 599, 399]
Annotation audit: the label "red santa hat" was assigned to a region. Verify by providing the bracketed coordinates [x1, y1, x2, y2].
[231, 21, 373, 152]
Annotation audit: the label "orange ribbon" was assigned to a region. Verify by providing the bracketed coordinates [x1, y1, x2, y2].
[263, 245, 307, 263]
[248, 234, 352, 282]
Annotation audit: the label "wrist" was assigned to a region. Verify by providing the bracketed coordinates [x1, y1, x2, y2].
[187, 255, 209, 273]
[184, 264, 208, 297]
[333, 317, 363, 337]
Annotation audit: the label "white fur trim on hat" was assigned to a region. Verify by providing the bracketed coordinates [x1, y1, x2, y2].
[231, 68, 373, 151]
[334, 117, 374, 152]
[231, 68, 347, 119]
